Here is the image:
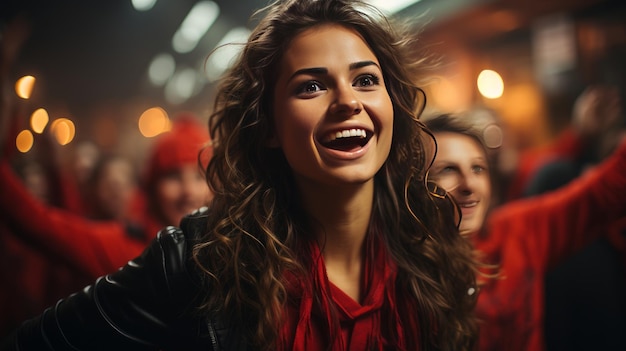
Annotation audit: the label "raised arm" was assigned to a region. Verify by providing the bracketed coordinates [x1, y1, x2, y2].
[488, 139, 626, 270]
[0, 162, 147, 277]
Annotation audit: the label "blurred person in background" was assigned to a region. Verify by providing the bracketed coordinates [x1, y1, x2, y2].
[137, 113, 214, 232]
[0, 112, 213, 337]
[522, 84, 626, 351]
[84, 153, 139, 222]
[59, 140, 102, 216]
[448, 105, 513, 209]
[524, 84, 624, 196]
[424, 113, 626, 351]
[503, 125, 578, 202]
[11, 136, 101, 213]
[0, 112, 213, 274]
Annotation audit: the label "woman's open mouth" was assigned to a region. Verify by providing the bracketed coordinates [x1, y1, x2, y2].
[319, 128, 373, 152]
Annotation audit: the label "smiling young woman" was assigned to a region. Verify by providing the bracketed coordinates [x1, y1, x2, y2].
[271, 24, 393, 189]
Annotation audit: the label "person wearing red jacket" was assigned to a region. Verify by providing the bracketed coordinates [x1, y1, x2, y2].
[424, 113, 626, 351]
[0, 113, 212, 336]
[507, 85, 623, 202]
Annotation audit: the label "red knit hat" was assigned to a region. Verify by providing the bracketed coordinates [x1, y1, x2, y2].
[144, 112, 211, 190]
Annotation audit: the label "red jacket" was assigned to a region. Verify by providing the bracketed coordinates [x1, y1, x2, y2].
[0, 224, 92, 337]
[474, 140, 626, 351]
[506, 128, 583, 201]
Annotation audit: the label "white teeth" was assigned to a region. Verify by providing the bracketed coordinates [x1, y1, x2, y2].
[326, 129, 366, 142]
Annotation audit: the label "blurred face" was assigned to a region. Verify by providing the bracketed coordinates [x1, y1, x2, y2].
[272, 24, 394, 188]
[430, 132, 491, 235]
[95, 158, 135, 221]
[155, 164, 212, 225]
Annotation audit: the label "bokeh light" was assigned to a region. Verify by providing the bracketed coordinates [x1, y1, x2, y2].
[30, 108, 49, 134]
[148, 53, 176, 86]
[138, 107, 170, 137]
[16, 130, 34, 153]
[477, 69, 504, 99]
[132, 0, 157, 11]
[204, 27, 250, 82]
[15, 75, 36, 99]
[50, 118, 76, 145]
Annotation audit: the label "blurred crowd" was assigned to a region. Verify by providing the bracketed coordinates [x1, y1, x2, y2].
[0, 110, 213, 336]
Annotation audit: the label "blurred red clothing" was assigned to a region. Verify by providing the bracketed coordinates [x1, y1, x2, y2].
[506, 128, 582, 201]
[0, 161, 161, 336]
[0, 113, 211, 337]
[0, 113, 211, 338]
[0, 162, 157, 276]
[0, 223, 91, 337]
[474, 140, 626, 351]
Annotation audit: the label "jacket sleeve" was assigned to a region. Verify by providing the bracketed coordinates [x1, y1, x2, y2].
[0, 220, 214, 351]
[487, 139, 626, 270]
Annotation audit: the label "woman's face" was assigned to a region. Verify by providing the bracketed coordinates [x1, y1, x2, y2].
[271, 24, 394, 188]
[155, 164, 212, 225]
[430, 132, 492, 235]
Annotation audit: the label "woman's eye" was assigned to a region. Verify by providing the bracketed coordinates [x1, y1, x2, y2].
[472, 165, 486, 173]
[354, 74, 380, 87]
[441, 166, 455, 173]
[296, 81, 323, 95]
[433, 166, 455, 176]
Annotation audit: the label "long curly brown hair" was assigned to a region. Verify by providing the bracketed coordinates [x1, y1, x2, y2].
[192, 0, 479, 349]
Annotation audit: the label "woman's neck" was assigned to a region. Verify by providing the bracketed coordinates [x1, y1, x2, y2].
[297, 178, 374, 301]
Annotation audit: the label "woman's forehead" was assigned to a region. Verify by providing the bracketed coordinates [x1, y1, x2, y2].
[434, 132, 486, 159]
[279, 24, 378, 70]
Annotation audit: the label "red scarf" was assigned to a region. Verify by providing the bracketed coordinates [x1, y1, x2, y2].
[279, 233, 421, 350]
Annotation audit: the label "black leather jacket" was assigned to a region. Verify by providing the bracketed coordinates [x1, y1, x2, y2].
[0, 209, 247, 351]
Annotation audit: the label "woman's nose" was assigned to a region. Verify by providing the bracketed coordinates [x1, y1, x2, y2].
[330, 86, 363, 116]
[456, 173, 475, 195]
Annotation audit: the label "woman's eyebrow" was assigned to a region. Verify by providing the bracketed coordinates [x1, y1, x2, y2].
[349, 60, 379, 70]
[289, 67, 327, 82]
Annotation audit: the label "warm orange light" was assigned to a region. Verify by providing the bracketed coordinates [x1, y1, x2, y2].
[50, 118, 76, 145]
[138, 107, 170, 137]
[15, 75, 36, 99]
[429, 76, 464, 112]
[16, 130, 34, 153]
[30, 108, 49, 133]
[477, 70, 504, 99]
